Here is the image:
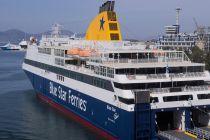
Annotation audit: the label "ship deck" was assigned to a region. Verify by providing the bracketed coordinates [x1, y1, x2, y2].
[159, 130, 196, 140]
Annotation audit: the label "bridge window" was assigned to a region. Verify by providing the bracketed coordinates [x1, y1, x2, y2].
[163, 95, 193, 102]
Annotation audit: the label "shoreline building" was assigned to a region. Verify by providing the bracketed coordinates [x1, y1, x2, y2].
[157, 8, 210, 51]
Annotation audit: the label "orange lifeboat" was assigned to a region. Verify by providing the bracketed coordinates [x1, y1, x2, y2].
[67, 48, 80, 55]
[79, 49, 91, 57]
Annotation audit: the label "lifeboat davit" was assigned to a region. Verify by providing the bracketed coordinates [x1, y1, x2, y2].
[67, 48, 80, 55]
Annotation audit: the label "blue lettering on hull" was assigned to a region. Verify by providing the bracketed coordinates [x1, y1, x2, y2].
[24, 70, 136, 140]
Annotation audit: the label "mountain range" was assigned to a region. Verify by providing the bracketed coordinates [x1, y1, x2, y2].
[0, 29, 151, 45]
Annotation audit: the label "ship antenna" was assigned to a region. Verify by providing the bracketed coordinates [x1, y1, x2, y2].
[51, 23, 62, 38]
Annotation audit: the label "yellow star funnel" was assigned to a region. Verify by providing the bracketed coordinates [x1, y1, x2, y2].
[85, 1, 122, 41]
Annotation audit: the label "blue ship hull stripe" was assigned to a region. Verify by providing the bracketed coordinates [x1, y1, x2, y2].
[24, 70, 136, 140]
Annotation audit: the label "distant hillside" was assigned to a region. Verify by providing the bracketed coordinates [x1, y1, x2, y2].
[0, 29, 151, 44]
[0, 29, 30, 44]
[0, 29, 77, 44]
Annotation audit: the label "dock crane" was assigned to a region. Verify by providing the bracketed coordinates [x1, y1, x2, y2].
[193, 18, 206, 40]
[193, 18, 207, 50]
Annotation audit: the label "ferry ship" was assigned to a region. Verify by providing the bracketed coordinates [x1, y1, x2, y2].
[23, 1, 210, 139]
[0, 42, 21, 50]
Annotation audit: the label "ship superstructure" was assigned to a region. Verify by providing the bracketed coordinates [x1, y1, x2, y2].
[23, 1, 210, 139]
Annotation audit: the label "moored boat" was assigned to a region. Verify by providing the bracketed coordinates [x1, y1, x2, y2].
[0, 43, 21, 50]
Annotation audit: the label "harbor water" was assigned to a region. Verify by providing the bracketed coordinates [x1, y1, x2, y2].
[0, 51, 98, 140]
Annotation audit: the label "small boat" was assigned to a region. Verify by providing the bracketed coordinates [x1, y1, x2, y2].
[0, 43, 21, 50]
[19, 40, 28, 50]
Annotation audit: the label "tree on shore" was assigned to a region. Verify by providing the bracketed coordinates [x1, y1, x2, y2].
[185, 46, 210, 71]
[188, 46, 205, 63]
[205, 51, 210, 71]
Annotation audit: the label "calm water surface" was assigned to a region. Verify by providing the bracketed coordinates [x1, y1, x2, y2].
[0, 51, 98, 140]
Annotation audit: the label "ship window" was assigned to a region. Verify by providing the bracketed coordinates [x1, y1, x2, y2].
[109, 23, 118, 31]
[54, 49, 65, 57]
[55, 58, 64, 66]
[169, 87, 182, 92]
[24, 59, 114, 92]
[163, 95, 193, 102]
[110, 33, 119, 40]
[107, 67, 114, 78]
[114, 81, 204, 90]
[187, 66, 203, 72]
[92, 77, 107, 89]
[118, 97, 134, 105]
[57, 75, 64, 82]
[114, 66, 204, 75]
[38, 47, 51, 55]
[197, 94, 210, 100]
[107, 11, 116, 21]
[150, 97, 159, 103]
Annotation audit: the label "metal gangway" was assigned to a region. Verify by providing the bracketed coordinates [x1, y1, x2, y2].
[158, 131, 181, 140]
[185, 127, 210, 140]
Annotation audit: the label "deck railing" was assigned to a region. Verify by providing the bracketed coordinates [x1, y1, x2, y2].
[150, 85, 210, 94]
[129, 72, 206, 80]
[182, 85, 209, 92]
[150, 88, 170, 94]
[147, 74, 167, 79]
[102, 58, 186, 64]
[103, 58, 159, 64]
[170, 72, 205, 78]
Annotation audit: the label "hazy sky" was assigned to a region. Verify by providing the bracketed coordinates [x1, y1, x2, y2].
[0, 0, 210, 39]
